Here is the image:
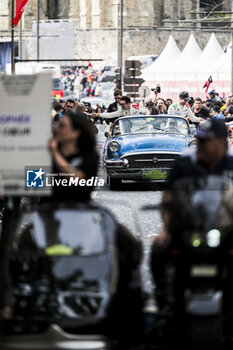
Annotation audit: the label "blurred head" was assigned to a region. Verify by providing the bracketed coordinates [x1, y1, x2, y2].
[179, 91, 190, 106]
[64, 99, 75, 112]
[53, 101, 62, 113]
[120, 96, 131, 110]
[157, 98, 167, 111]
[196, 119, 228, 165]
[228, 106, 233, 116]
[74, 98, 80, 107]
[168, 119, 178, 128]
[60, 99, 65, 108]
[76, 102, 86, 113]
[209, 90, 216, 97]
[55, 111, 96, 151]
[146, 101, 154, 115]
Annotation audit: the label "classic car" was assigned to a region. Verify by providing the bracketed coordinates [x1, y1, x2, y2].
[103, 115, 196, 189]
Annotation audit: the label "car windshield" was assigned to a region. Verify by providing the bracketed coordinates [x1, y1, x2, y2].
[52, 79, 62, 90]
[112, 116, 189, 136]
[14, 209, 106, 256]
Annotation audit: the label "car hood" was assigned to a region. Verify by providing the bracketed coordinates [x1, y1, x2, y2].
[115, 133, 189, 153]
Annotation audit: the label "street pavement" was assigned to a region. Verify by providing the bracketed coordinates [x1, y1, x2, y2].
[92, 171, 164, 293]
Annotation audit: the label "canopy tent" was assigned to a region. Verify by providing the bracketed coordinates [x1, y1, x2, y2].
[173, 34, 202, 80]
[210, 42, 231, 82]
[162, 34, 202, 82]
[141, 35, 181, 81]
[191, 33, 223, 81]
[141, 33, 230, 100]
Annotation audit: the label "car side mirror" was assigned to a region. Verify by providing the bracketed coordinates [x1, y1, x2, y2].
[105, 131, 110, 138]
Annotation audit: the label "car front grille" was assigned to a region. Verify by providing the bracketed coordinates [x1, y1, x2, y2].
[121, 153, 181, 169]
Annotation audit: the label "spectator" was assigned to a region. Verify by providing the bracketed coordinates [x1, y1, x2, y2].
[211, 105, 225, 120]
[207, 90, 222, 103]
[64, 99, 75, 113]
[192, 97, 210, 120]
[59, 99, 65, 109]
[154, 98, 167, 114]
[166, 98, 173, 107]
[52, 102, 63, 123]
[76, 102, 86, 113]
[146, 101, 155, 115]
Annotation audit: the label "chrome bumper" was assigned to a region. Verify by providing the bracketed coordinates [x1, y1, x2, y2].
[1, 324, 109, 350]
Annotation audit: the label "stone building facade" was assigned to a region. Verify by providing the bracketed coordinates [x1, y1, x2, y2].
[0, 0, 232, 66]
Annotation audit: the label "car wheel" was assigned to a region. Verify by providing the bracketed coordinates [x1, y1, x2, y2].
[108, 177, 122, 190]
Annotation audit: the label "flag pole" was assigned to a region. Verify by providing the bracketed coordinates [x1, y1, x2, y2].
[19, 13, 22, 60]
[11, 0, 15, 74]
[36, 0, 40, 61]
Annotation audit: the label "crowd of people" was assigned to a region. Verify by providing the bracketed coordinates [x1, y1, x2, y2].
[60, 64, 114, 98]
[51, 87, 233, 134]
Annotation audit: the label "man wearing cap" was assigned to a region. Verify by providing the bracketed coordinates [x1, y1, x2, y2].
[211, 105, 225, 120]
[207, 90, 222, 103]
[151, 119, 233, 306]
[168, 91, 202, 124]
[152, 119, 232, 247]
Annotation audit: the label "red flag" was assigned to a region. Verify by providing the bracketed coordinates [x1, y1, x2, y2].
[13, 0, 30, 27]
[88, 61, 93, 68]
[203, 75, 213, 93]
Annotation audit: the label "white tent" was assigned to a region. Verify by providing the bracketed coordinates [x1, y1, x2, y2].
[191, 33, 223, 81]
[173, 34, 202, 81]
[141, 35, 181, 81]
[209, 42, 231, 82]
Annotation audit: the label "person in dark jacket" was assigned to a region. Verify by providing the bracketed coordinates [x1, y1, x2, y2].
[106, 89, 122, 124]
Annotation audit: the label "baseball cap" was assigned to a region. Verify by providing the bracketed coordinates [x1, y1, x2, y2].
[179, 91, 190, 102]
[209, 90, 216, 95]
[196, 119, 228, 139]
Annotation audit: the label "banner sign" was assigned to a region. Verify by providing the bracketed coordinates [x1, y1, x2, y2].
[0, 74, 52, 195]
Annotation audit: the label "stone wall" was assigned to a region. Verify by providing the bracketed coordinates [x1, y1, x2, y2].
[74, 27, 231, 62]
[0, 0, 231, 64]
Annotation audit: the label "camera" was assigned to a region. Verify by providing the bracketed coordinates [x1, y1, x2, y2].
[151, 85, 161, 93]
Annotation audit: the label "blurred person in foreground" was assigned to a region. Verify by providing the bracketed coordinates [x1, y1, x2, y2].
[0, 116, 143, 345]
[151, 120, 233, 305]
[49, 111, 99, 202]
[168, 91, 202, 124]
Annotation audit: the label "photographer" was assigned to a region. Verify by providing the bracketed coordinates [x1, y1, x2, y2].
[155, 98, 167, 114]
[146, 98, 167, 115]
[152, 85, 161, 104]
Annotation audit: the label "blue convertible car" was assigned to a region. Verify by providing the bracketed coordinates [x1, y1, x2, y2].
[103, 115, 196, 190]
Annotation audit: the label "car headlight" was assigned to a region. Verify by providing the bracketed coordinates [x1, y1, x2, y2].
[109, 141, 120, 152]
[191, 232, 203, 248]
[189, 139, 197, 148]
[207, 229, 221, 248]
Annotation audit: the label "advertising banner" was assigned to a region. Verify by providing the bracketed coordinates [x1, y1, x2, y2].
[0, 74, 52, 196]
